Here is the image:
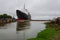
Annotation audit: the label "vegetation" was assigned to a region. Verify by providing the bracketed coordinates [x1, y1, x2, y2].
[28, 28, 60, 40]
[28, 17, 60, 40]
[0, 14, 16, 26]
[0, 14, 12, 19]
[45, 21, 60, 30]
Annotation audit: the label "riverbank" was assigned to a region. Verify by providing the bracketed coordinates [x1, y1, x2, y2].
[28, 21, 60, 40]
[0, 14, 16, 26]
[0, 20, 16, 26]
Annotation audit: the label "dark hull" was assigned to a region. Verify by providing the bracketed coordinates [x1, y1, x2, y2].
[16, 10, 28, 20]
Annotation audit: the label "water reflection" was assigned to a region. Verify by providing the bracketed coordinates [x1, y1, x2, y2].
[16, 20, 30, 31]
[16, 21, 31, 40]
[0, 21, 46, 40]
[0, 24, 7, 29]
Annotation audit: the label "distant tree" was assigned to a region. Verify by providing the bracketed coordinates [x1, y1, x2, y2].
[7, 15, 12, 18]
[0, 14, 12, 19]
[0, 15, 3, 18]
[3, 14, 7, 18]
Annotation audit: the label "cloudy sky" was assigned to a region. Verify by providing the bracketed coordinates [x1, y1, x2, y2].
[0, 0, 60, 20]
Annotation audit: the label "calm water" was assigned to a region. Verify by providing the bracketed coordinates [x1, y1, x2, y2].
[0, 21, 47, 40]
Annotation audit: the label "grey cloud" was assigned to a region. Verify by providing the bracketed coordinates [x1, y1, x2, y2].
[0, 0, 60, 20]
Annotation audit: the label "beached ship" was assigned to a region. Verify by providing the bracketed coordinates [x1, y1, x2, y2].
[16, 4, 31, 21]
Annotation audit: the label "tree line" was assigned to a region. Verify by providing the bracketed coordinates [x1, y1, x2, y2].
[0, 14, 12, 19]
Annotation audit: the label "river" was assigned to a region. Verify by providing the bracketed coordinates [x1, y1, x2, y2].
[0, 21, 47, 40]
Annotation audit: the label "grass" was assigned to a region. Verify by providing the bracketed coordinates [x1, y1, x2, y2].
[28, 28, 59, 40]
[28, 21, 60, 40]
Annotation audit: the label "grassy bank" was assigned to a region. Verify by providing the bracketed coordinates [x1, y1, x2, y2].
[28, 28, 60, 40]
[45, 21, 60, 30]
[28, 21, 60, 40]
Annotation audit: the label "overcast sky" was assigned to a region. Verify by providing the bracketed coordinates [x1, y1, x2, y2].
[0, 0, 60, 20]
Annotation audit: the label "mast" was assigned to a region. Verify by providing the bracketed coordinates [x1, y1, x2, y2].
[24, 3, 25, 10]
[23, 3, 28, 12]
[23, 3, 31, 20]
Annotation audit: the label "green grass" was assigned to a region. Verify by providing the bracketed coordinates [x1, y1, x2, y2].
[37, 28, 56, 39]
[28, 21, 60, 40]
[28, 28, 58, 40]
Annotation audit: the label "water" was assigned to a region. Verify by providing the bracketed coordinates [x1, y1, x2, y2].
[0, 21, 46, 40]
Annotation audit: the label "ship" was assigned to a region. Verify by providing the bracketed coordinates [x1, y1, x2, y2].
[16, 4, 31, 20]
